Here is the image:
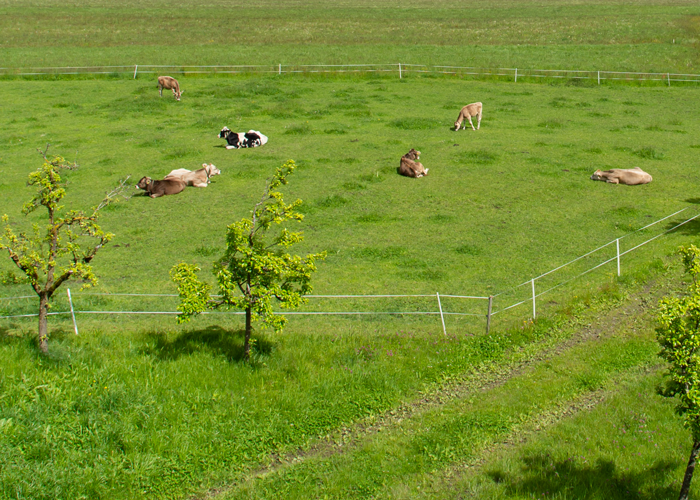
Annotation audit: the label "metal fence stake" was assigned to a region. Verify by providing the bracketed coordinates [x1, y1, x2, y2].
[67, 288, 79, 335]
[515, 68, 518, 82]
[399, 63, 402, 79]
[616, 238, 621, 277]
[436, 292, 446, 336]
[133, 65, 138, 79]
[279, 64, 281, 75]
[531, 279, 536, 319]
[486, 295, 493, 334]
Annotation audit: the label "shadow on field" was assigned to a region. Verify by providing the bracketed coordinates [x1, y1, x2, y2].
[684, 198, 700, 205]
[488, 454, 678, 499]
[142, 325, 273, 362]
[664, 217, 700, 236]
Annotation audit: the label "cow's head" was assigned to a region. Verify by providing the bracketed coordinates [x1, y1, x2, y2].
[454, 121, 462, 131]
[203, 163, 221, 178]
[404, 149, 421, 160]
[590, 170, 604, 181]
[136, 176, 152, 190]
[175, 89, 183, 101]
[218, 127, 231, 139]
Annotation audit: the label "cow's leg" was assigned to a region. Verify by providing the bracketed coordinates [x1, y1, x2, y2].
[467, 116, 476, 131]
[477, 113, 482, 130]
[158, 85, 163, 97]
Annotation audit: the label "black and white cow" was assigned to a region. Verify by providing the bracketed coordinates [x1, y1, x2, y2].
[218, 127, 268, 149]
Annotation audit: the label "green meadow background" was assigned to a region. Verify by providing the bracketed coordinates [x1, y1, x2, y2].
[2, 1, 700, 499]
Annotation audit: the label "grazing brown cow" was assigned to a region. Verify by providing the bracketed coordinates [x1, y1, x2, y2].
[398, 149, 429, 178]
[136, 176, 186, 198]
[590, 167, 653, 185]
[454, 102, 483, 131]
[157, 76, 183, 101]
[165, 164, 221, 188]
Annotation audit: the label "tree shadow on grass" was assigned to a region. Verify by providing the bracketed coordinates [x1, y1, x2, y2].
[664, 217, 700, 237]
[142, 325, 274, 363]
[487, 454, 679, 499]
[683, 198, 700, 205]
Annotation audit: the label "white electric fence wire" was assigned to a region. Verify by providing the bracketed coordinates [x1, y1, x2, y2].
[1, 209, 699, 322]
[494, 208, 688, 297]
[2, 64, 700, 84]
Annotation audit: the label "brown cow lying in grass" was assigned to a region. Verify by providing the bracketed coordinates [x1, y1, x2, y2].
[454, 102, 483, 131]
[398, 149, 428, 178]
[590, 167, 652, 185]
[165, 164, 221, 188]
[157, 76, 183, 101]
[136, 176, 186, 198]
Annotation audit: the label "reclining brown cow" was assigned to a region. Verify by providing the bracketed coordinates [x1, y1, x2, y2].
[398, 149, 428, 178]
[136, 176, 186, 198]
[590, 167, 652, 185]
[165, 163, 221, 188]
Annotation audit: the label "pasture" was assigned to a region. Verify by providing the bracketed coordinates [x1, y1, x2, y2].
[1, 71, 700, 499]
[3, 0, 700, 497]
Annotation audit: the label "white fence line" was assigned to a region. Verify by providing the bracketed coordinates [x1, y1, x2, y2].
[1, 63, 699, 85]
[2, 208, 698, 333]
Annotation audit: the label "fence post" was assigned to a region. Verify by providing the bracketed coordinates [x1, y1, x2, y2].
[279, 64, 282, 75]
[486, 295, 493, 334]
[436, 292, 446, 336]
[399, 63, 402, 79]
[515, 68, 518, 83]
[531, 279, 536, 319]
[668, 73, 671, 87]
[616, 238, 621, 277]
[67, 288, 79, 336]
[133, 65, 138, 79]
[598, 71, 600, 85]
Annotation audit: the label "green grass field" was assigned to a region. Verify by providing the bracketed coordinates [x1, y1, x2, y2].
[2, 1, 700, 498]
[0, 0, 699, 72]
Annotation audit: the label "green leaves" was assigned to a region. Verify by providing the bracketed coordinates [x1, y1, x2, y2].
[171, 160, 326, 359]
[656, 245, 700, 440]
[0, 147, 124, 352]
[170, 263, 212, 324]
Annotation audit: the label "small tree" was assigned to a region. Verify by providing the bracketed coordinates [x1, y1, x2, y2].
[657, 244, 700, 500]
[0, 147, 128, 354]
[171, 160, 325, 361]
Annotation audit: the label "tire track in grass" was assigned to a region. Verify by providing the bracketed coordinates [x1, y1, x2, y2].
[199, 274, 674, 500]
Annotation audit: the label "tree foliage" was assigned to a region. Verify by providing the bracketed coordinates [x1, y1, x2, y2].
[657, 244, 700, 500]
[0, 146, 128, 353]
[171, 160, 325, 361]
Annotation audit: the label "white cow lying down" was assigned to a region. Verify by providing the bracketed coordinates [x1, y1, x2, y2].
[165, 163, 221, 188]
[590, 167, 652, 185]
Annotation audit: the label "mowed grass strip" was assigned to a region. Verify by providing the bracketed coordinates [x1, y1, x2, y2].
[423, 369, 686, 499]
[0, 263, 667, 500]
[0, 0, 697, 72]
[220, 280, 673, 499]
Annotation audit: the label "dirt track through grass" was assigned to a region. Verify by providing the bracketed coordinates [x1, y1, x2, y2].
[199, 271, 677, 499]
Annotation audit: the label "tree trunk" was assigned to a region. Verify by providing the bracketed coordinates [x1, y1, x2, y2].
[37, 293, 49, 354]
[679, 439, 700, 500]
[244, 306, 252, 362]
